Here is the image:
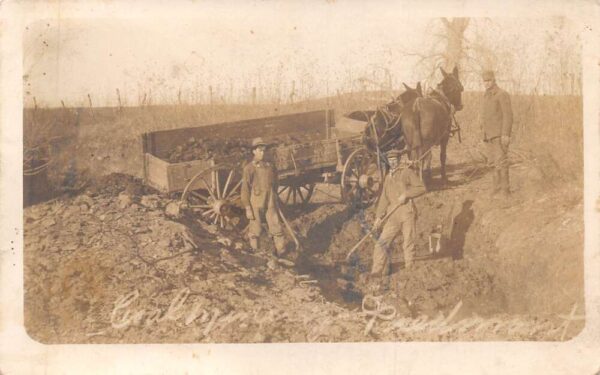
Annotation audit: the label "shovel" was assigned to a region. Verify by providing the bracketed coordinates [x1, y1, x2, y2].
[345, 201, 404, 261]
[277, 205, 301, 252]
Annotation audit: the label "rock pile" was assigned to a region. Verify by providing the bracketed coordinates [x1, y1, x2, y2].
[165, 134, 319, 164]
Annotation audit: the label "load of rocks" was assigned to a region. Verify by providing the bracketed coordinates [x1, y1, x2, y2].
[165, 134, 320, 164]
[167, 137, 252, 163]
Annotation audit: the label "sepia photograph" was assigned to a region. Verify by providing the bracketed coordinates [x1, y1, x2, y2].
[2, 0, 600, 373]
[21, 11, 587, 344]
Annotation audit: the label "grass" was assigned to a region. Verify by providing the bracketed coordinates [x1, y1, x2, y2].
[23, 90, 583, 190]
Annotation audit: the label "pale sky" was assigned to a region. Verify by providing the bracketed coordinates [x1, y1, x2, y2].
[23, 7, 581, 108]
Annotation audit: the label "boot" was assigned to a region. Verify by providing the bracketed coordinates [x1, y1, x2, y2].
[249, 237, 259, 252]
[367, 274, 383, 294]
[273, 235, 287, 257]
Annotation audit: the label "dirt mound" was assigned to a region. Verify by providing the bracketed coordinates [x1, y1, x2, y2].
[307, 204, 502, 318]
[85, 172, 158, 197]
[23, 180, 580, 343]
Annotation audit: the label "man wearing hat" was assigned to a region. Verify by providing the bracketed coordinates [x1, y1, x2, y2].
[241, 137, 286, 255]
[481, 69, 514, 198]
[371, 149, 426, 284]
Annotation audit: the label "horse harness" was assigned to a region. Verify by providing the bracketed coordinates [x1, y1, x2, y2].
[368, 102, 404, 150]
[423, 88, 462, 143]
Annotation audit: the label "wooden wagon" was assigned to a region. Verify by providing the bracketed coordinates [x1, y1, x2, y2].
[142, 110, 385, 229]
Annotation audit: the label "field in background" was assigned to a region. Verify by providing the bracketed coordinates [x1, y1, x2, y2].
[23, 90, 582, 194]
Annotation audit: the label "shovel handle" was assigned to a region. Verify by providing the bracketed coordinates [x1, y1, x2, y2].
[345, 202, 403, 260]
[277, 206, 300, 251]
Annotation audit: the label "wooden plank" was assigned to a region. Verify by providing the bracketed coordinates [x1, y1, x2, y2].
[166, 159, 213, 193]
[144, 153, 171, 192]
[145, 110, 333, 159]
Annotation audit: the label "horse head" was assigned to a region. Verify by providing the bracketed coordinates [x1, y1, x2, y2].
[438, 66, 464, 111]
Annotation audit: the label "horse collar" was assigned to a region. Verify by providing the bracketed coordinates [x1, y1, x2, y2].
[431, 88, 452, 112]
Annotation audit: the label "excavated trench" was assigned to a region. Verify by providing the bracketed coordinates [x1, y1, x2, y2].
[288, 188, 510, 319]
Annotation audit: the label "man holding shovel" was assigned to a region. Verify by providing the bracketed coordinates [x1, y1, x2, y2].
[241, 137, 287, 256]
[370, 149, 426, 285]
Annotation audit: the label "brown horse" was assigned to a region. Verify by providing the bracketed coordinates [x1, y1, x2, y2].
[399, 67, 464, 186]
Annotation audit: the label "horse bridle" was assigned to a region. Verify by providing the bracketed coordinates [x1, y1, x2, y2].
[438, 77, 463, 109]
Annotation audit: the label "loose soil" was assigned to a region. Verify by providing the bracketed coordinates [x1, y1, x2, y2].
[24, 152, 584, 342]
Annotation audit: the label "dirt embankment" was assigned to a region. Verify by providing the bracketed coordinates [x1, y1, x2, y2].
[293, 154, 583, 321]
[24, 174, 578, 343]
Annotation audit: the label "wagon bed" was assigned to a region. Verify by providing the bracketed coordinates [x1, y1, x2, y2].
[142, 109, 338, 193]
[141, 109, 381, 230]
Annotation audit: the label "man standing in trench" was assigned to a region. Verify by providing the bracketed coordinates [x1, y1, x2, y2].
[241, 137, 286, 256]
[370, 149, 426, 290]
[481, 69, 514, 198]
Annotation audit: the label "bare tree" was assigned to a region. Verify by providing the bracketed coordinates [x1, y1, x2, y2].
[440, 18, 470, 71]
[399, 18, 471, 90]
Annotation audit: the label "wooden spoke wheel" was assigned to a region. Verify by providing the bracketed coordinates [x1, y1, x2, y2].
[340, 148, 383, 208]
[278, 182, 315, 206]
[180, 163, 243, 230]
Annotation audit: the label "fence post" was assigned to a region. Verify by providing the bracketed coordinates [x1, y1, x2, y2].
[116, 88, 123, 112]
[252, 87, 256, 106]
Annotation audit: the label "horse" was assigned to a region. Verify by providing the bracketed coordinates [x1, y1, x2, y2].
[361, 67, 462, 186]
[358, 82, 423, 157]
[402, 66, 464, 186]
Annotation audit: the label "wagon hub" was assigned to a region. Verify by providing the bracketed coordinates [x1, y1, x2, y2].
[212, 200, 230, 215]
[358, 174, 374, 189]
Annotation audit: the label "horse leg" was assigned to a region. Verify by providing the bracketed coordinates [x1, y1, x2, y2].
[424, 152, 433, 187]
[440, 137, 448, 185]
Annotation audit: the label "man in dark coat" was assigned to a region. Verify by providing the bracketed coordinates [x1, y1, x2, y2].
[481, 70, 514, 198]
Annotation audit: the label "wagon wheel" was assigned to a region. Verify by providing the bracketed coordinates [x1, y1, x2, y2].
[341, 148, 383, 208]
[180, 163, 243, 230]
[278, 182, 315, 206]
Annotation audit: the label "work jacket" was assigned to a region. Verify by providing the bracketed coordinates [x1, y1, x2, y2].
[482, 84, 513, 141]
[241, 160, 278, 209]
[375, 167, 426, 219]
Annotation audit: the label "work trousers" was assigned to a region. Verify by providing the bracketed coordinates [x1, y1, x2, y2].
[248, 204, 285, 252]
[486, 137, 510, 194]
[371, 210, 417, 276]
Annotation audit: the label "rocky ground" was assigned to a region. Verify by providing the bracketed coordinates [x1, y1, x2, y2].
[24, 150, 584, 343]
